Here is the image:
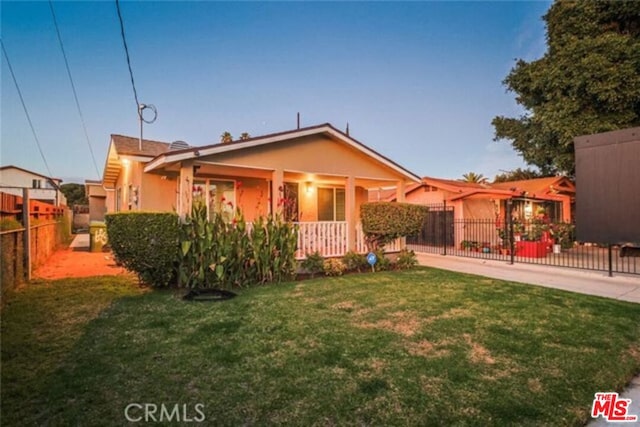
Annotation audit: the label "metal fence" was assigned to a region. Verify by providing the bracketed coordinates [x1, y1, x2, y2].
[407, 212, 639, 277]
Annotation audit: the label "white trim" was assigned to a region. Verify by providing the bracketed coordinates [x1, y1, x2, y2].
[194, 160, 274, 171]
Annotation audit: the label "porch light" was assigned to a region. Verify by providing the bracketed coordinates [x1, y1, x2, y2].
[306, 181, 313, 195]
[121, 158, 130, 167]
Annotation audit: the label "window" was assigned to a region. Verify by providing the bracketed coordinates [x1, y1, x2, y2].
[317, 187, 345, 221]
[192, 179, 235, 221]
[32, 179, 41, 189]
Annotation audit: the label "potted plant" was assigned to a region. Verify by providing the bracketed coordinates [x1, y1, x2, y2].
[550, 222, 575, 252]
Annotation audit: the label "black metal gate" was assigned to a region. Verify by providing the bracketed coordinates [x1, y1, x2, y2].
[407, 203, 639, 277]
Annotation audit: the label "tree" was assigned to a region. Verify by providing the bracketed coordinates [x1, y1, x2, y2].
[493, 168, 546, 183]
[492, 1, 640, 176]
[460, 172, 488, 184]
[60, 183, 87, 207]
[239, 132, 251, 140]
[220, 132, 233, 143]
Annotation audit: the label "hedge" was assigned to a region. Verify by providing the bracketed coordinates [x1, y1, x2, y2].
[360, 202, 427, 250]
[105, 212, 180, 287]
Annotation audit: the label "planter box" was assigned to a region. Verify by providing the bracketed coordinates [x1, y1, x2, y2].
[516, 241, 547, 258]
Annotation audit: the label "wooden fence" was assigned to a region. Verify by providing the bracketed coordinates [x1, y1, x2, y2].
[1, 191, 71, 304]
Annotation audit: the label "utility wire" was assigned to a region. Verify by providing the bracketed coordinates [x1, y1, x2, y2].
[48, 0, 101, 179]
[114, 0, 141, 117]
[1, 39, 54, 178]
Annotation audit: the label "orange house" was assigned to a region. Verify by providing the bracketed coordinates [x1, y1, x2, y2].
[374, 175, 575, 248]
[101, 123, 421, 258]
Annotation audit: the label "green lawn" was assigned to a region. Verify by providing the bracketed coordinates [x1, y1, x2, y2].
[2, 268, 639, 426]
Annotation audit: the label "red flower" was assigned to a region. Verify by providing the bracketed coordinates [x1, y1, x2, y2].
[221, 196, 226, 202]
[236, 181, 243, 189]
[227, 201, 234, 208]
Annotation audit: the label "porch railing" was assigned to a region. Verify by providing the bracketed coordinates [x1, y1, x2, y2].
[296, 222, 402, 259]
[245, 221, 403, 259]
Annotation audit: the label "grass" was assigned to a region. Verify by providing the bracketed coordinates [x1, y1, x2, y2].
[2, 268, 639, 426]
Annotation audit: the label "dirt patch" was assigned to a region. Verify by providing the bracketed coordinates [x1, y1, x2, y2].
[406, 340, 450, 358]
[527, 378, 544, 393]
[463, 334, 495, 365]
[34, 248, 131, 280]
[357, 311, 422, 337]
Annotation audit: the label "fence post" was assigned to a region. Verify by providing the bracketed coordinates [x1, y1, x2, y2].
[22, 188, 32, 281]
[442, 201, 447, 256]
[608, 244, 613, 277]
[507, 199, 514, 265]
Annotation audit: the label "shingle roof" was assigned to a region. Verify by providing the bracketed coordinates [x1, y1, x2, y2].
[111, 134, 170, 157]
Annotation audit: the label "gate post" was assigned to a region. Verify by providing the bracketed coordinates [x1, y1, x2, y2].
[442, 201, 447, 256]
[22, 188, 32, 281]
[507, 199, 514, 265]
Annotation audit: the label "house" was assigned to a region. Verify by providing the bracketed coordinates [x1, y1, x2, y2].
[101, 123, 421, 257]
[0, 165, 67, 206]
[377, 175, 575, 248]
[85, 179, 107, 222]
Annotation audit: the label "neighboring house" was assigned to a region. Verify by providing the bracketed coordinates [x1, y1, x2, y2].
[0, 165, 67, 206]
[101, 123, 421, 257]
[85, 179, 107, 222]
[378, 175, 576, 248]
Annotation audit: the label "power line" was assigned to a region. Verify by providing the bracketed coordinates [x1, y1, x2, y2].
[48, 0, 101, 179]
[1, 39, 54, 178]
[114, 0, 141, 116]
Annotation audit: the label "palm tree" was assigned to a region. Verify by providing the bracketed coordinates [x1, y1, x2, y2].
[220, 132, 233, 143]
[239, 132, 251, 140]
[460, 172, 488, 184]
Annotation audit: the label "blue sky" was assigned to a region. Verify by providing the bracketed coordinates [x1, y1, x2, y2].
[1, 1, 551, 183]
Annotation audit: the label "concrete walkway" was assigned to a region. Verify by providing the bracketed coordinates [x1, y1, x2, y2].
[416, 252, 640, 304]
[416, 252, 640, 426]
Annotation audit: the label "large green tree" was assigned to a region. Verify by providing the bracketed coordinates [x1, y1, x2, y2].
[60, 183, 87, 207]
[493, 1, 640, 176]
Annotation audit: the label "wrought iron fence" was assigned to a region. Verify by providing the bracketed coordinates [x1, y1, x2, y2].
[407, 207, 639, 276]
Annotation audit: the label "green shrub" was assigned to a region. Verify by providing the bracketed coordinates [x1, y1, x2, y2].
[361, 202, 427, 250]
[342, 251, 368, 272]
[178, 204, 298, 289]
[373, 250, 393, 272]
[396, 249, 418, 270]
[323, 258, 346, 276]
[105, 212, 180, 287]
[249, 214, 298, 285]
[301, 251, 324, 278]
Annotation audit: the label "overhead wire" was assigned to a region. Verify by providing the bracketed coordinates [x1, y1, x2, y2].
[114, 0, 142, 116]
[48, 0, 102, 179]
[1, 39, 54, 178]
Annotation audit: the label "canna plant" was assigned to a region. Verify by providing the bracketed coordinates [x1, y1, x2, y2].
[178, 202, 298, 289]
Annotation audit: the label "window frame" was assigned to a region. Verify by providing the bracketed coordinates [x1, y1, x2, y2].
[317, 186, 346, 222]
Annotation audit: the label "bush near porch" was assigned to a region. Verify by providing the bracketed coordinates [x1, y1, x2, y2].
[106, 206, 298, 289]
[361, 202, 427, 250]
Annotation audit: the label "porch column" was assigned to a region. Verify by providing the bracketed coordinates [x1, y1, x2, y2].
[178, 160, 194, 219]
[395, 180, 406, 202]
[561, 196, 571, 222]
[271, 168, 284, 216]
[346, 175, 356, 252]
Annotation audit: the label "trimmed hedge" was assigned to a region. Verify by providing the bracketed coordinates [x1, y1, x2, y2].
[361, 202, 427, 250]
[105, 212, 180, 287]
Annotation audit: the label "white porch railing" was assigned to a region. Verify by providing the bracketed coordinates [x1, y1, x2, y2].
[296, 222, 402, 259]
[246, 221, 402, 259]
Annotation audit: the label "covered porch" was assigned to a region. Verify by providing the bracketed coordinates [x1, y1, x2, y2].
[142, 124, 420, 258]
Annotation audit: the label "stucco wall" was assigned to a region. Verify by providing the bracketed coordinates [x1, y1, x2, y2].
[140, 173, 177, 212]
[210, 135, 404, 181]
